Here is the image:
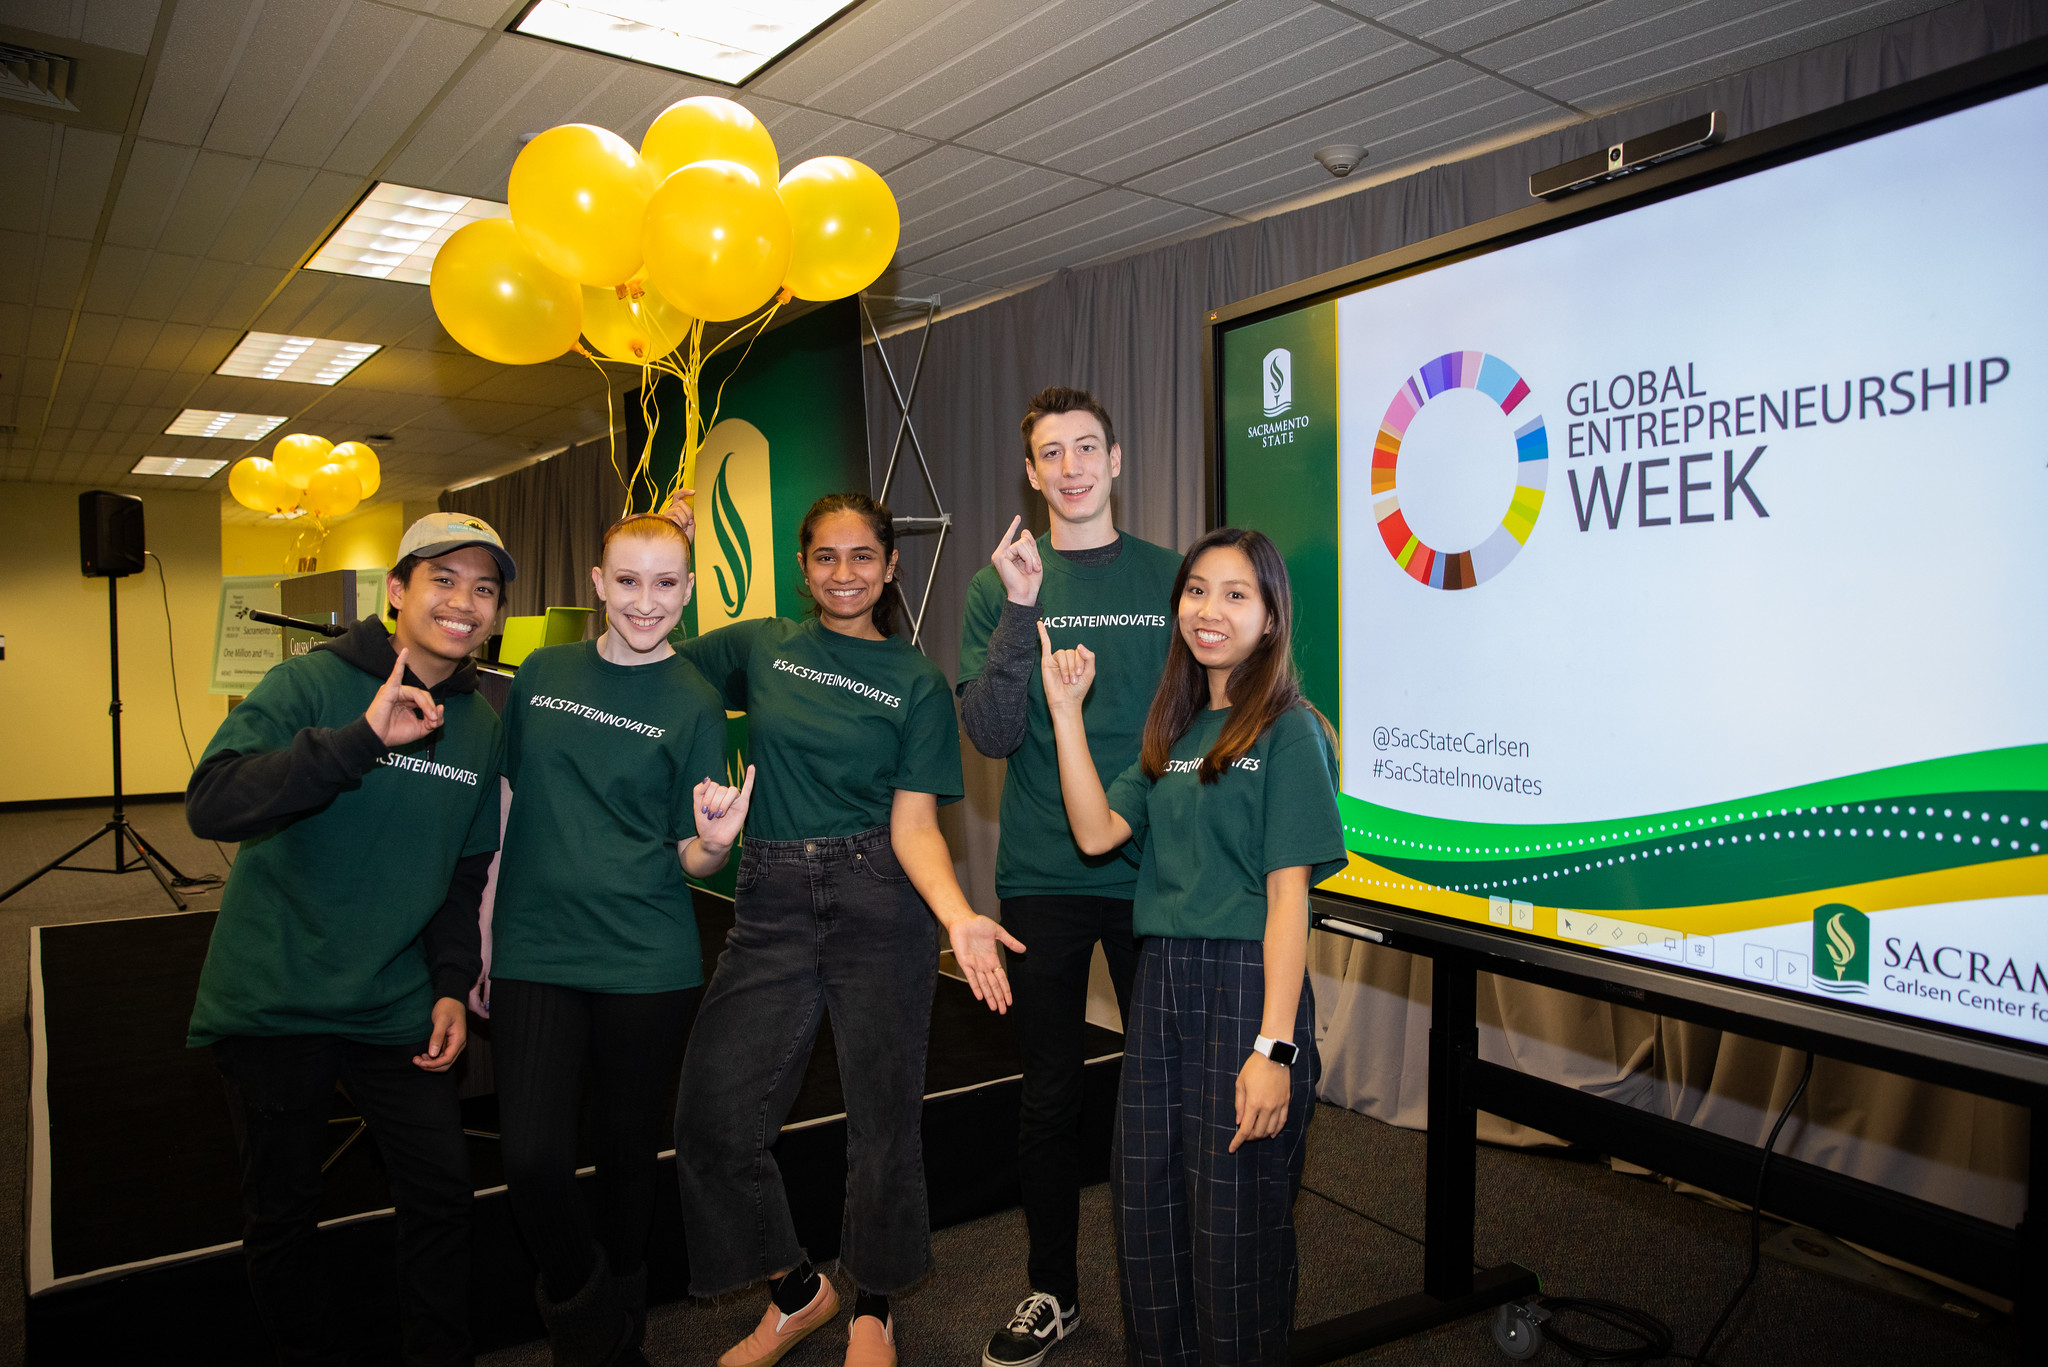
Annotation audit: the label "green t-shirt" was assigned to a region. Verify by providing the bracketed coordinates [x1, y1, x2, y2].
[188, 651, 501, 1046]
[1106, 703, 1347, 941]
[492, 641, 729, 993]
[960, 533, 1181, 898]
[679, 616, 962, 841]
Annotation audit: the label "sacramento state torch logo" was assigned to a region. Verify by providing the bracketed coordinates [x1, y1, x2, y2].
[1811, 903, 1870, 995]
[1372, 351, 1548, 590]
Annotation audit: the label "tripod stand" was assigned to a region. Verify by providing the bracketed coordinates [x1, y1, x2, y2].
[0, 573, 204, 911]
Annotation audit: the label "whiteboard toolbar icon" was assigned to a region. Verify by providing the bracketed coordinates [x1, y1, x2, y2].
[1684, 937, 1713, 968]
[1743, 944, 1773, 980]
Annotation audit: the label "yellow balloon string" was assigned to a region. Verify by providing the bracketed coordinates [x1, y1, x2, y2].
[580, 347, 631, 513]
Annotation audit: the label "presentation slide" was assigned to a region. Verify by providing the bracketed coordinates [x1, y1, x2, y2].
[1221, 81, 2048, 1048]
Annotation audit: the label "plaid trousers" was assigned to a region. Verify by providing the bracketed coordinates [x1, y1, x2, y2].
[1114, 936, 1319, 1367]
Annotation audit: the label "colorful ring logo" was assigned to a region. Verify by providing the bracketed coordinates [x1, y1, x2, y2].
[1372, 352, 1548, 590]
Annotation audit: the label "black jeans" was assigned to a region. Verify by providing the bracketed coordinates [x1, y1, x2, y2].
[492, 979, 699, 1300]
[212, 1032, 472, 1367]
[1002, 894, 1139, 1307]
[676, 826, 939, 1297]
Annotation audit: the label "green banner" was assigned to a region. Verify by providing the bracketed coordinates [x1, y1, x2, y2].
[1219, 302, 1340, 726]
[628, 299, 869, 895]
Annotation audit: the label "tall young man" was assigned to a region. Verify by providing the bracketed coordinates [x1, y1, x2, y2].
[960, 388, 1181, 1367]
[186, 514, 515, 1367]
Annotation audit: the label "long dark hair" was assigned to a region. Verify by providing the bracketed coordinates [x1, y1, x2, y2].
[1140, 527, 1306, 783]
[797, 492, 909, 638]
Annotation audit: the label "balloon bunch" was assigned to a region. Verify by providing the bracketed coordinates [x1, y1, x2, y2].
[428, 96, 899, 505]
[227, 433, 382, 520]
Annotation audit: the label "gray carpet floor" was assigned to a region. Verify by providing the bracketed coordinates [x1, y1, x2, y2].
[1, 799, 2010, 1365]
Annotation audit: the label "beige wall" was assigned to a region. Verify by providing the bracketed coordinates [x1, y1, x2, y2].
[221, 501, 404, 577]
[0, 484, 227, 802]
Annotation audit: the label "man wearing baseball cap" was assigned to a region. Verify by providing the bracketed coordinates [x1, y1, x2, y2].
[186, 513, 515, 1366]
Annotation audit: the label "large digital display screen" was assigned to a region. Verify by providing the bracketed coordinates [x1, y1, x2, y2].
[1219, 79, 2048, 1051]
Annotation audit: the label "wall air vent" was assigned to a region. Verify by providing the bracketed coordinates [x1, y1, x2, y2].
[0, 43, 77, 110]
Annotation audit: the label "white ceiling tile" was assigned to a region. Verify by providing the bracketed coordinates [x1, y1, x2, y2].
[960, 0, 1353, 162]
[1356, 0, 1597, 51]
[761, 108, 936, 176]
[1129, 60, 1506, 207]
[325, 17, 488, 177]
[66, 310, 118, 366]
[48, 128, 121, 238]
[36, 236, 90, 309]
[137, 0, 264, 145]
[1068, 30, 1434, 184]
[894, 155, 1101, 262]
[103, 316, 159, 368]
[127, 252, 197, 320]
[1222, 96, 1563, 216]
[81, 0, 166, 55]
[0, 301, 27, 354]
[0, 115, 56, 234]
[203, 0, 357, 158]
[1525, 0, 1948, 111]
[381, 33, 559, 195]
[750, 0, 971, 109]
[248, 169, 363, 270]
[864, 0, 1219, 141]
[915, 186, 1187, 279]
[264, 5, 452, 168]
[82, 244, 147, 316]
[375, 0, 514, 25]
[26, 306, 70, 359]
[155, 151, 261, 256]
[102, 139, 197, 249]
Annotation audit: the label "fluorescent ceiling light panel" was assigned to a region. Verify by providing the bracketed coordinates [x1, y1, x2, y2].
[512, 0, 856, 84]
[130, 456, 230, 477]
[306, 183, 509, 285]
[217, 332, 382, 386]
[164, 410, 288, 440]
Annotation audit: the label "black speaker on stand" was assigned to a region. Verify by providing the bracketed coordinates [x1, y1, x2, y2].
[0, 492, 202, 910]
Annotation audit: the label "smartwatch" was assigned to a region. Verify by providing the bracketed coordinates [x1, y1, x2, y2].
[1252, 1034, 1299, 1067]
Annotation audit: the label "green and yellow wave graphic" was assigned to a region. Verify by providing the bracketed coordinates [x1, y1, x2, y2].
[1337, 744, 2048, 913]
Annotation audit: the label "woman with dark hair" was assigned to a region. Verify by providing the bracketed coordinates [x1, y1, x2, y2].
[1036, 527, 1346, 1367]
[671, 491, 1025, 1367]
[491, 511, 750, 1366]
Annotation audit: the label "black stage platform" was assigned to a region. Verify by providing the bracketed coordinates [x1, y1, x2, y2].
[26, 893, 1121, 1363]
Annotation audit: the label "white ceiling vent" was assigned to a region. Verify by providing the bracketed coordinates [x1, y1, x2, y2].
[0, 43, 78, 111]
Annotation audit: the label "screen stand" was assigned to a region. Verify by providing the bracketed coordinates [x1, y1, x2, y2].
[1291, 956, 1540, 1364]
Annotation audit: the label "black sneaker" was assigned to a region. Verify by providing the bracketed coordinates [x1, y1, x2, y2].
[983, 1291, 1079, 1367]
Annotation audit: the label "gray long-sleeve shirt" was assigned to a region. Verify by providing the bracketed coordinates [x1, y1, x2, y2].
[959, 537, 1123, 757]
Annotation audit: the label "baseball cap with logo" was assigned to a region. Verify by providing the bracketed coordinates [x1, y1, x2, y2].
[397, 512, 518, 583]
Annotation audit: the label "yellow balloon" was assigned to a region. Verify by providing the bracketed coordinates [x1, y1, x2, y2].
[580, 281, 691, 363]
[508, 123, 656, 287]
[228, 456, 298, 515]
[641, 96, 778, 186]
[271, 433, 333, 490]
[430, 218, 584, 366]
[330, 441, 381, 500]
[302, 463, 363, 519]
[779, 157, 900, 301]
[642, 161, 792, 323]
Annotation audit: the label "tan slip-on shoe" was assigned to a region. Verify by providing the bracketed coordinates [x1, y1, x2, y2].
[718, 1276, 841, 1367]
[844, 1314, 896, 1367]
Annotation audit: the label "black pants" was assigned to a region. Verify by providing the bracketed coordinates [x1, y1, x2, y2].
[212, 1032, 472, 1367]
[678, 828, 938, 1296]
[1002, 894, 1140, 1307]
[492, 978, 698, 1300]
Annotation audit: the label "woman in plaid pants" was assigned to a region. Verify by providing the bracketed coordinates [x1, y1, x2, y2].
[1034, 527, 1346, 1365]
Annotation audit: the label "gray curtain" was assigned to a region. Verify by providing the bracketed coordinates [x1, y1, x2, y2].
[438, 435, 634, 621]
[864, 0, 2045, 1252]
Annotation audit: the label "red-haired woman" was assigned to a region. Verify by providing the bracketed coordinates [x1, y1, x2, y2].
[1037, 527, 1346, 1367]
[491, 512, 752, 1365]
[671, 492, 1024, 1367]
